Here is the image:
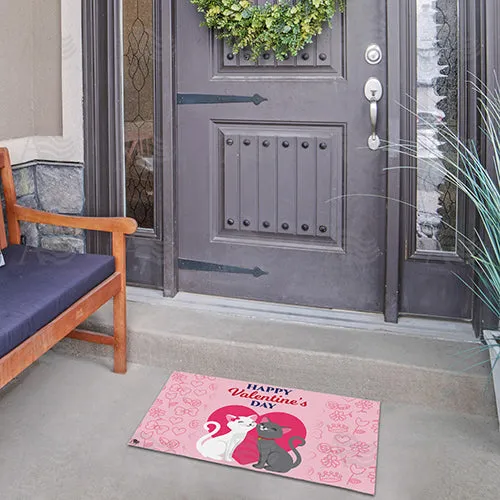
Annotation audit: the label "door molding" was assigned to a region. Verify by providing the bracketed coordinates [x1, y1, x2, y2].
[159, 0, 177, 296]
[384, 0, 403, 323]
[82, 0, 123, 256]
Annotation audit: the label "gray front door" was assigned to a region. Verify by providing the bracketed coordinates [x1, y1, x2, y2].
[176, 0, 387, 311]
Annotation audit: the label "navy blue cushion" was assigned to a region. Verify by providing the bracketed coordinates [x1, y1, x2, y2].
[0, 245, 115, 358]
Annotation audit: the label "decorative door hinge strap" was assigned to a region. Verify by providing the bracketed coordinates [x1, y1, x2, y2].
[176, 93, 268, 106]
[178, 259, 268, 278]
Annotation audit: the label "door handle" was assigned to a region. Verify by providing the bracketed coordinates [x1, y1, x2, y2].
[364, 77, 383, 150]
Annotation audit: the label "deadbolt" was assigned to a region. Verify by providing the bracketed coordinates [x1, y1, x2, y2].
[365, 44, 382, 65]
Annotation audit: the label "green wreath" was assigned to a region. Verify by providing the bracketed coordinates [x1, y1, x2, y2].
[190, 0, 346, 61]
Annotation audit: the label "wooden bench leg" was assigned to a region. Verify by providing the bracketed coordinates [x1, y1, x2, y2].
[113, 287, 127, 373]
[112, 232, 127, 374]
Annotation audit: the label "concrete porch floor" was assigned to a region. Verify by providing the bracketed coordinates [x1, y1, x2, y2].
[1, 350, 500, 500]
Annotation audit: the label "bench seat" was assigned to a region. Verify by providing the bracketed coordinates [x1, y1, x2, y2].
[0, 245, 115, 358]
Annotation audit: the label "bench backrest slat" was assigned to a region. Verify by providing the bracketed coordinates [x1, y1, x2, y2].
[0, 148, 21, 249]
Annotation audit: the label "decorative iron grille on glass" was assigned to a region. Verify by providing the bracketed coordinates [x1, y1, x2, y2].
[415, 0, 459, 253]
[123, 0, 155, 229]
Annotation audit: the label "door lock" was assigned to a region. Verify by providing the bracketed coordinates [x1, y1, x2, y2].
[365, 44, 383, 65]
[364, 77, 383, 151]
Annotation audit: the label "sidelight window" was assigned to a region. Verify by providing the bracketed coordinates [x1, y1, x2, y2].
[415, 0, 459, 253]
[122, 0, 155, 229]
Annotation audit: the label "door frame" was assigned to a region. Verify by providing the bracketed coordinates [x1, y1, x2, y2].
[397, 0, 483, 322]
[384, 0, 494, 330]
[82, 0, 497, 328]
[482, 0, 500, 331]
[82, 0, 175, 291]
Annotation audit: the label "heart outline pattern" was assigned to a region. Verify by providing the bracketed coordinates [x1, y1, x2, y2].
[129, 371, 380, 495]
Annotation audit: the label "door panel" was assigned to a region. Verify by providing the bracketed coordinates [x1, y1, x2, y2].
[219, 124, 343, 245]
[176, 0, 387, 311]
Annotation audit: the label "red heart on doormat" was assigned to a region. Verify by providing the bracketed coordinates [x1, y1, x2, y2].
[203, 405, 307, 465]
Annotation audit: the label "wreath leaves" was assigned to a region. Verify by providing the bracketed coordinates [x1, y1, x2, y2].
[190, 0, 346, 61]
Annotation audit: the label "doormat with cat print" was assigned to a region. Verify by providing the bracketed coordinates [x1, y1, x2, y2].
[129, 372, 381, 495]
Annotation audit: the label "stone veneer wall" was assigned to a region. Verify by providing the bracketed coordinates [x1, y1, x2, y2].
[2, 161, 85, 253]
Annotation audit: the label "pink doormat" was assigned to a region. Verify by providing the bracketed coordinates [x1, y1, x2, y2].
[129, 372, 381, 495]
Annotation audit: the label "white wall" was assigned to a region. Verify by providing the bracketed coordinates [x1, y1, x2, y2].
[0, 2, 41, 141]
[0, 0, 83, 165]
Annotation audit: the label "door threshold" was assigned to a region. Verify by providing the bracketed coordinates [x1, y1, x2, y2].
[126, 287, 475, 342]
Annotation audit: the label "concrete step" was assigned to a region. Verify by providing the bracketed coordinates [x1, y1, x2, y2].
[54, 289, 498, 418]
[3, 351, 500, 500]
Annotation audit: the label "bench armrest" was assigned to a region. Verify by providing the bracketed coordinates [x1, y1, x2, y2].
[14, 205, 138, 235]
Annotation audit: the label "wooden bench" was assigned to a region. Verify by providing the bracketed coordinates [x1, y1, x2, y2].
[0, 147, 137, 389]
